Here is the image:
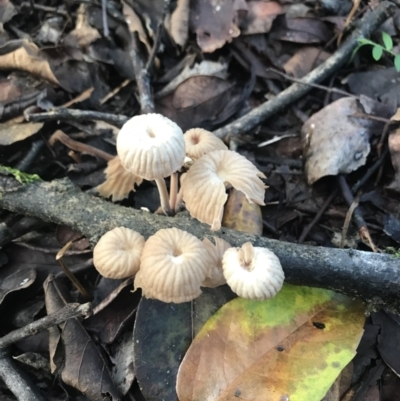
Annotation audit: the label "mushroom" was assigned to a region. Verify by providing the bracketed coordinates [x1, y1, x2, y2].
[201, 237, 231, 288]
[135, 228, 210, 303]
[116, 114, 185, 215]
[181, 150, 266, 230]
[222, 242, 284, 300]
[184, 128, 227, 160]
[93, 227, 145, 279]
[96, 156, 143, 202]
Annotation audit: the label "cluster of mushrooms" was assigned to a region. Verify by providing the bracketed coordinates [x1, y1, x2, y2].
[93, 114, 285, 303]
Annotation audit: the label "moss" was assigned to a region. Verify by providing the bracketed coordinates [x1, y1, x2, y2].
[0, 165, 41, 185]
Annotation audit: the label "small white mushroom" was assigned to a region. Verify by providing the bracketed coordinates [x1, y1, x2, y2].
[222, 242, 284, 300]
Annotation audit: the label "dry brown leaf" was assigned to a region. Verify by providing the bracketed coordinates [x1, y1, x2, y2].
[123, 1, 152, 54]
[301, 97, 372, 185]
[241, 1, 283, 35]
[168, 0, 190, 47]
[190, 0, 247, 53]
[222, 188, 263, 235]
[283, 46, 331, 78]
[387, 127, 400, 192]
[0, 121, 43, 145]
[0, 40, 59, 85]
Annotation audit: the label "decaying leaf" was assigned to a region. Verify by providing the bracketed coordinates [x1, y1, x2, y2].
[44, 275, 121, 400]
[177, 285, 365, 401]
[241, 1, 283, 35]
[283, 46, 331, 78]
[222, 188, 263, 235]
[190, 0, 247, 53]
[0, 121, 43, 145]
[168, 0, 190, 47]
[387, 127, 400, 192]
[0, 40, 59, 85]
[301, 97, 372, 185]
[0, 268, 36, 304]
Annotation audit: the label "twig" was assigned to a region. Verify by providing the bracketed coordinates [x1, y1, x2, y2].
[340, 192, 360, 248]
[129, 33, 154, 114]
[337, 175, 377, 251]
[26, 108, 129, 126]
[0, 177, 399, 308]
[213, 1, 396, 140]
[0, 349, 46, 401]
[298, 188, 338, 244]
[0, 302, 92, 349]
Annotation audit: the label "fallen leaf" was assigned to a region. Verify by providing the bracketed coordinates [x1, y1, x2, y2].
[190, 0, 247, 53]
[283, 46, 331, 78]
[0, 40, 59, 85]
[167, 0, 190, 46]
[241, 1, 283, 35]
[387, 127, 400, 192]
[0, 121, 43, 145]
[44, 275, 121, 400]
[133, 286, 236, 401]
[222, 188, 263, 235]
[0, 0, 16, 24]
[0, 268, 36, 304]
[301, 97, 372, 185]
[176, 285, 365, 401]
[271, 16, 333, 44]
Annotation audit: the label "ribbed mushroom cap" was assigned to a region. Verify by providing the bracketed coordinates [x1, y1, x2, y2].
[93, 227, 145, 279]
[202, 237, 231, 288]
[135, 228, 210, 303]
[222, 242, 284, 300]
[182, 150, 266, 230]
[117, 113, 185, 180]
[96, 156, 143, 202]
[184, 128, 227, 160]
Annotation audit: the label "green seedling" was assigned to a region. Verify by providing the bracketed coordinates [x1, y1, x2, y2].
[384, 246, 400, 258]
[0, 165, 41, 184]
[351, 31, 400, 71]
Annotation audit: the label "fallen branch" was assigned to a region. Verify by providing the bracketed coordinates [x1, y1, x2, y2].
[213, 1, 396, 140]
[0, 302, 92, 349]
[0, 176, 399, 309]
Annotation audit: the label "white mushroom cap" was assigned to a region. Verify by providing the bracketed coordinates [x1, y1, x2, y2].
[135, 228, 210, 303]
[184, 128, 227, 160]
[182, 150, 266, 230]
[96, 156, 143, 202]
[116, 113, 185, 180]
[222, 242, 284, 300]
[201, 237, 231, 288]
[93, 227, 145, 279]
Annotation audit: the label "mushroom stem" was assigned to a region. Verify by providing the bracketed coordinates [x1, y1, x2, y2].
[155, 177, 173, 215]
[239, 242, 255, 271]
[169, 173, 178, 211]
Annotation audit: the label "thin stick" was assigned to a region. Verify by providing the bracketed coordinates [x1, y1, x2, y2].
[0, 302, 92, 349]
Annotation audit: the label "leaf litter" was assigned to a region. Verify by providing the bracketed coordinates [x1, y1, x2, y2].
[0, 0, 400, 400]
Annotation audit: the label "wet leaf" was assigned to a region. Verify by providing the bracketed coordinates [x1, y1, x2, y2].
[134, 286, 236, 401]
[301, 97, 372, 185]
[0, 268, 36, 304]
[177, 285, 365, 401]
[388, 127, 400, 192]
[222, 188, 263, 235]
[44, 275, 121, 400]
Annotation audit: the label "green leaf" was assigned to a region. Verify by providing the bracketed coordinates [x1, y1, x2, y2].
[394, 55, 400, 72]
[0, 165, 41, 184]
[382, 31, 393, 51]
[372, 45, 383, 61]
[357, 38, 373, 45]
[177, 285, 365, 401]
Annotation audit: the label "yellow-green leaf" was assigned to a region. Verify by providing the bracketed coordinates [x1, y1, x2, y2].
[176, 284, 365, 401]
[222, 188, 263, 235]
